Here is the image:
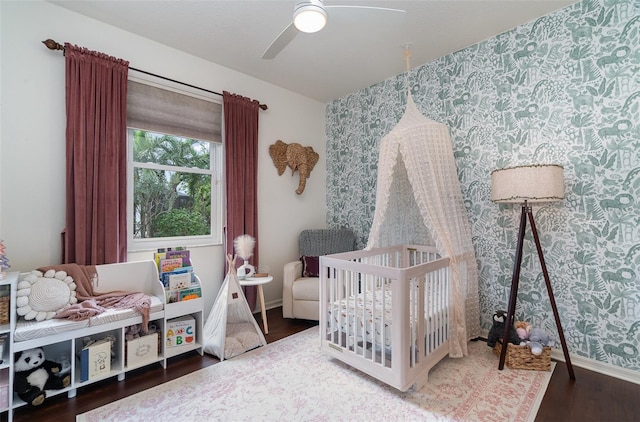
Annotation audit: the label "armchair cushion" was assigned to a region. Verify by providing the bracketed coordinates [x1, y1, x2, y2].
[301, 255, 320, 277]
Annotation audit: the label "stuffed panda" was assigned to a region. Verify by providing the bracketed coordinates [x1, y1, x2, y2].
[14, 347, 71, 406]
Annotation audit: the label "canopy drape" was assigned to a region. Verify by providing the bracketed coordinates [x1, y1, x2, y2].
[366, 93, 480, 357]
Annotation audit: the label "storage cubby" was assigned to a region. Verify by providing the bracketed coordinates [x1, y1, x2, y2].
[0, 368, 9, 413]
[74, 329, 121, 385]
[13, 340, 73, 409]
[124, 318, 163, 370]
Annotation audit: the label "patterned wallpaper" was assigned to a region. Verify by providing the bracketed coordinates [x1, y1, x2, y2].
[326, 0, 639, 372]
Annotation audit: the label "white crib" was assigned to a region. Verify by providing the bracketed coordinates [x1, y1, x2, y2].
[320, 245, 451, 392]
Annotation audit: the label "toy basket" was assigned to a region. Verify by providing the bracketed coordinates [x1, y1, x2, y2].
[0, 296, 9, 325]
[493, 341, 551, 371]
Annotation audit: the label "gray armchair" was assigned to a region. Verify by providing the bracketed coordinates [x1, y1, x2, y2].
[282, 229, 356, 320]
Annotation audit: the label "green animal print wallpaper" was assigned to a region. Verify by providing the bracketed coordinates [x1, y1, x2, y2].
[326, 0, 640, 372]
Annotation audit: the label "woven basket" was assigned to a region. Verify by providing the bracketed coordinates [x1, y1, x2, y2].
[493, 341, 551, 371]
[0, 296, 9, 325]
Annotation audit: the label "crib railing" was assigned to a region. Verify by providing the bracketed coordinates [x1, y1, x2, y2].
[320, 245, 451, 391]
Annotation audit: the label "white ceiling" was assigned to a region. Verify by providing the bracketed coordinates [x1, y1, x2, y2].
[50, 0, 576, 103]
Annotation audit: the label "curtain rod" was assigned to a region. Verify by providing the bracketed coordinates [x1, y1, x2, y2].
[42, 39, 268, 111]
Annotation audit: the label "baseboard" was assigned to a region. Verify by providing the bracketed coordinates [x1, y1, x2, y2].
[479, 329, 639, 385]
[265, 298, 283, 311]
[550, 349, 640, 385]
[254, 299, 283, 313]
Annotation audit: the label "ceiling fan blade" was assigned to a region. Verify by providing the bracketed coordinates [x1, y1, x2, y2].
[262, 22, 298, 60]
[325, 5, 405, 14]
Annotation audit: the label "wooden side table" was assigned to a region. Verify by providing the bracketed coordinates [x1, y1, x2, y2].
[239, 276, 273, 334]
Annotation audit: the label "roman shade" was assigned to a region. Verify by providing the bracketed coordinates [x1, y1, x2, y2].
[127, 80, 222, 142]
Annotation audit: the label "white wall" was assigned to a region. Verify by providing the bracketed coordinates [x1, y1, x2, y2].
[0, 1, 327, 318]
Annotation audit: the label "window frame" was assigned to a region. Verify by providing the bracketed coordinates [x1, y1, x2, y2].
[126, 80, 224, 252]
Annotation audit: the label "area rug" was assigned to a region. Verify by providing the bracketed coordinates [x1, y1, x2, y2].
[77, 327, 554, 422]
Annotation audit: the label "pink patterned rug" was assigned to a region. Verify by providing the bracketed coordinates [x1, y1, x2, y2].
[77, 327, 554, 421]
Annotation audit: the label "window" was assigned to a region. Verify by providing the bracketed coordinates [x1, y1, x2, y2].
[127, 80, 223, 251]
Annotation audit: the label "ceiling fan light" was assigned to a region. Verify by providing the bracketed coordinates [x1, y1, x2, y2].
[293, 4, 327, 33]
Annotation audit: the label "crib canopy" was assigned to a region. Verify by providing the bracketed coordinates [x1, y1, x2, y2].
[366, 93, 480, 357]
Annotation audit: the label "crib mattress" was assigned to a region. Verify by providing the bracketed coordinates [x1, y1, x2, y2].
[14, 295, 164, 342]
[328, 290, 447, 349]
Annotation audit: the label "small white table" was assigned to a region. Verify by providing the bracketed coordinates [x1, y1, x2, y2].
[238, 276, 273, 334]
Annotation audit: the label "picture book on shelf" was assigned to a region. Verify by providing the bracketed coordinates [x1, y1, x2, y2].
[168, 272, 192, 290]
[179, 287, 201, 301]
[160, 257, 183, 273]
[161, 266, 194, 287]
[80, 339, 111, 382]
[165, 249, 191, 266]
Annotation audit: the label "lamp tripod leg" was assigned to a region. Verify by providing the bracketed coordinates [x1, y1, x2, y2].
[499, 204, 528, 370]
[527, 210, 576, 380]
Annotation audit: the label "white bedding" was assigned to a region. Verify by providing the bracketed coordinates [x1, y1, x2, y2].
[14, 296, 164, 342]
[328, 289, 447, 350]
[329, 289, 393, 348]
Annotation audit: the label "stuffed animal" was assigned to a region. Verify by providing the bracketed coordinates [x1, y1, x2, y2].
[514, 320, 532, 344]
[487, 310, 520, 348]
[528, 327, 555, 355]
[14, 347, 71, 406]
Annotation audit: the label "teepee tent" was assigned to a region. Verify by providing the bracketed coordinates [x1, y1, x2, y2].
[203, 254, 266, 360]
[366, 91, 480, 358]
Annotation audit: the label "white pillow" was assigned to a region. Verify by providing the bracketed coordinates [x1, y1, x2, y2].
[17, 270, 78, 321]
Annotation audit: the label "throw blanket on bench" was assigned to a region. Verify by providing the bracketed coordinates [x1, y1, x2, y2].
[38, 264, 151, 332]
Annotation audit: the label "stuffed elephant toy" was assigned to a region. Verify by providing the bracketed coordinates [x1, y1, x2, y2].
[269, 140, 319, 194]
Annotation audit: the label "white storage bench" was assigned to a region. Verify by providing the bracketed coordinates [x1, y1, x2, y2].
[1, 260, 204, 420]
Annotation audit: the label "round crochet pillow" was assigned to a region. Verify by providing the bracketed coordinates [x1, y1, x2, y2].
[16, 270, 78, 321]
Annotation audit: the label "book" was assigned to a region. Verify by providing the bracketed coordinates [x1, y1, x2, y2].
[178, 287, 201, 301]
[166, 316, 196, 348]
[160, 257, 183, 273]
[80, 339, 112, 382]
[165, 249, 191, 267]
[168, 272, 192, 290]
[160, 266, 194, 287]
[166, 290, 181, 304]
[153, 252, 166, 272]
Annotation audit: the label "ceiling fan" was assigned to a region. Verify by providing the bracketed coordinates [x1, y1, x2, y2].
[262, 0, 405, 59]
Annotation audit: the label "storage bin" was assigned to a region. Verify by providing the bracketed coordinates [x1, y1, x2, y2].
[126, 333, 159, 368]
[493, 341, 551, 371]
[0, 296, 9, 325]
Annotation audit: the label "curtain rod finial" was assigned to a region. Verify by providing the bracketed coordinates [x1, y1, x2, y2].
[42, 39, 64, 51]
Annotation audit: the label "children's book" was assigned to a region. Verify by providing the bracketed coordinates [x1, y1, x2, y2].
[165, 249, 191, 267]
[179, 287, 201, 301]
[80, 339, 111, 382]
[169, 272, 192, 290]
[160, 257, 183, 273]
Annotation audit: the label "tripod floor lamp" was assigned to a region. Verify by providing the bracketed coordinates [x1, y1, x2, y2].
[491, 164, 575, 380]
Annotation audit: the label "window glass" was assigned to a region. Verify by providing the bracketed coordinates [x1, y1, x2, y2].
[128, 128, 221, 250]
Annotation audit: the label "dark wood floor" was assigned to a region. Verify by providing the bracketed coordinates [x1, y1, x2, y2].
[7, 308, 640, 421]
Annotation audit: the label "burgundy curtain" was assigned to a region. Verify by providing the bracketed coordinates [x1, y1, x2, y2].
[63, 43, 129, 265]
[223, 91, 260, 309]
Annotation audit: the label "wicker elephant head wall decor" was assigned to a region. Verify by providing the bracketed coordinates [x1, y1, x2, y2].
[268, 140, 319, 195]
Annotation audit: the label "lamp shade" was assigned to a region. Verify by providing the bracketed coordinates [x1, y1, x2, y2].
[491, 164, 564, 203]
[293, 1, 327, 33]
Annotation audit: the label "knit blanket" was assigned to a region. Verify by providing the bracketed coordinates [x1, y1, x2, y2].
[38, 263, 151, 332]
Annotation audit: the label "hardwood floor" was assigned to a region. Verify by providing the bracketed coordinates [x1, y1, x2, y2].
[7, 308, 639, 421]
